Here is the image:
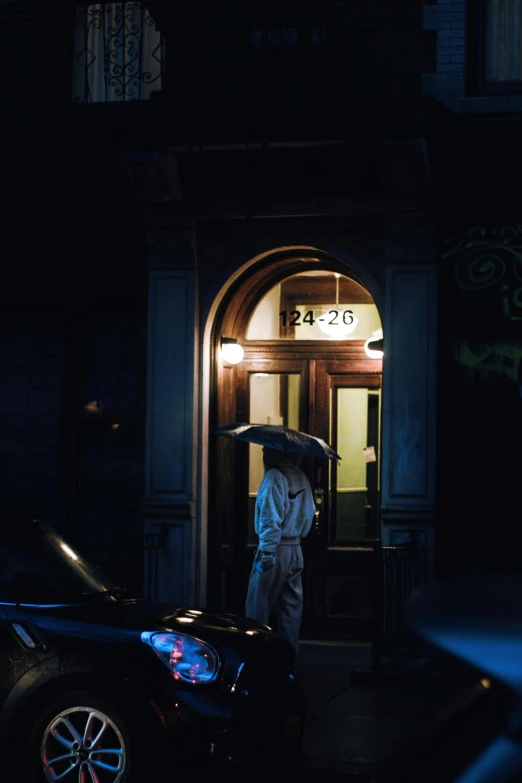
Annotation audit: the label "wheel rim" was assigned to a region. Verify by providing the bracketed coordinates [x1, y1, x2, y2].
[40, 706, 127, 782]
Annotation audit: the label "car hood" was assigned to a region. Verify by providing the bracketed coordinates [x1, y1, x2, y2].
[19, 598, 285, 652]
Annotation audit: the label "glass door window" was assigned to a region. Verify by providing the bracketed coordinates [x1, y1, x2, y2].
[247, 373, 300, 545]
[332, 387, 380, 541]
[246, 272, 380, 341]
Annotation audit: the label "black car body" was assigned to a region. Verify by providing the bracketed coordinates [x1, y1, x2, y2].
[0, 512, 306, 782]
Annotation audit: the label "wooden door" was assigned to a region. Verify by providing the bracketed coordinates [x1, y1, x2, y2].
[302, 363, 381, 640]
[212, 339, 381, 640]
[235, 357, 310, 612]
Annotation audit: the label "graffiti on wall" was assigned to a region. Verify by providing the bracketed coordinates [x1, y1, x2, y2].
[443, 225, 522, 321]
[455, 340, 522, 389]
[444, 226, 522, 392]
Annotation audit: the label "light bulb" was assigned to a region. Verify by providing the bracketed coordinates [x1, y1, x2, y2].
[364, 328, 383, 358]
[318, 313, 358, 339]
[318, 273, 358, 338]
[221, 341, 244, 364]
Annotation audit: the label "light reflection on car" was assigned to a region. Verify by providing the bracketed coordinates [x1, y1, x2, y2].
[0, 511, 306, 782]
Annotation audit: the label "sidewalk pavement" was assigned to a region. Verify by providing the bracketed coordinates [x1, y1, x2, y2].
[295, 640, 479, 781]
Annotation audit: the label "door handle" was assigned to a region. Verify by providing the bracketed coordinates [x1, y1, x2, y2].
[11, 622, 46, 651]
[313, 486, 324, 534]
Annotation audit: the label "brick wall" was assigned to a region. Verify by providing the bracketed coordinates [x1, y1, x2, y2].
[422, 1, 466, 98]
[0, 1, 52, 121]
[184, 0, 439, 138]
[335, 0, 438, 98]
[0, 317, 63, 525]
[211, 0, 438, 100]
[71, 312, 146, 582]
[0, 308, 146, 573]
[0, 0, 441, 129]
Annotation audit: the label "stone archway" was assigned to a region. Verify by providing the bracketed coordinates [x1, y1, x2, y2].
[199, 246, 384, 639]
[197, 244, 384, 604]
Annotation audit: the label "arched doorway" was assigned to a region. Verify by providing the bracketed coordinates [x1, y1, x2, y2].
[209, 250, 383, 641]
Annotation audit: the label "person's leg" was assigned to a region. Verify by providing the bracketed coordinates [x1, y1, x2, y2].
[277, 545, 304, 652]
[245, 548, 286, 625]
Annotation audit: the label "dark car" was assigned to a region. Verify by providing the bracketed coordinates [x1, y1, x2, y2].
[0, 512, 306, 782]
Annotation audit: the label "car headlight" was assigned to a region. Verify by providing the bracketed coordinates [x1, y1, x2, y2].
[141, 631, 219, 684]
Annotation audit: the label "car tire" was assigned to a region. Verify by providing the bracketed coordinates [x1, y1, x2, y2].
[22, 689, 142, 783]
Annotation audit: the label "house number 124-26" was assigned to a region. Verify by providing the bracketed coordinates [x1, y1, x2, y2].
[279, 310, 354, 326]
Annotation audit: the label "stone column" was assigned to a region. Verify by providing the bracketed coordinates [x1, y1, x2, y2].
[381, 265, 438, 549]
[143, 227, 197, 604]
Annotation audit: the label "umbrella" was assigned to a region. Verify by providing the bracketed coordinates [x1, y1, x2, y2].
[213, 422, 341, 460]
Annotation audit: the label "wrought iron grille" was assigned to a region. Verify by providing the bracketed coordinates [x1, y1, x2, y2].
[72, 2, 165, 103]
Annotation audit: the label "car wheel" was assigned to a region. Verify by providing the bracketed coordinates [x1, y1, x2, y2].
[25, 690, 137, 783]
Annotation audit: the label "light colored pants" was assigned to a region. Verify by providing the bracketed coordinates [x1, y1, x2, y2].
[245, 540, 304, 651]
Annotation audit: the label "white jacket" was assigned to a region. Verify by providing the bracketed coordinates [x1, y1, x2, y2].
[255, 464, 315, 554]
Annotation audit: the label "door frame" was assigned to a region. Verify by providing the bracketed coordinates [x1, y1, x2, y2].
[211, 343, 382, 615]
[313, 364, 382, 545]
[205, 252, 384, 614]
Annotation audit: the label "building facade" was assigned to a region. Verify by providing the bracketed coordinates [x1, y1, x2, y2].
[1, 0, 519, 640]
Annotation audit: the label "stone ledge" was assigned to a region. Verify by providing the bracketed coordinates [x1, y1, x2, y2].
[440, 95, 522, 115]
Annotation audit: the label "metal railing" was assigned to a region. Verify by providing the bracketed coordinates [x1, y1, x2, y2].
[142, 523, 173, 601]
[371, 541, 434, 669]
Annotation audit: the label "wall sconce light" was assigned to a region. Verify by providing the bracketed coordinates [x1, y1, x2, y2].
[364, 328, 384, 359]
[220, 336, 244, 365]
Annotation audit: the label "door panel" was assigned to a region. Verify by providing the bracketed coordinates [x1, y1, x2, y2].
[332, 386, 381, 541]
[311, 366, 381, 540]
[215, 359, 309, 615]
[306, 364, 381, 639]
[248, 370, 303, 549]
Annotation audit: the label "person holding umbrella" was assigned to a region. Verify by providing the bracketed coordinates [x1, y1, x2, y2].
[213, 423, 341, 654]
[245, 446, 315, 654]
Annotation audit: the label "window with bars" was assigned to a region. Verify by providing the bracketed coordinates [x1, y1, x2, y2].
[485, 0, 522, 85]
[72, 2, 165, 104]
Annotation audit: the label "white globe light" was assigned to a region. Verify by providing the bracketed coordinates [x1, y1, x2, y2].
[318, 312, 358, 339]
[317, 274, 360, 339]
[221, 342, 244, 364]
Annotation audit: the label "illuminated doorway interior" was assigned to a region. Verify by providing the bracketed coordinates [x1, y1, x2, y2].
[213, 262, 383, 639]
[245, 270, 382, 547]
